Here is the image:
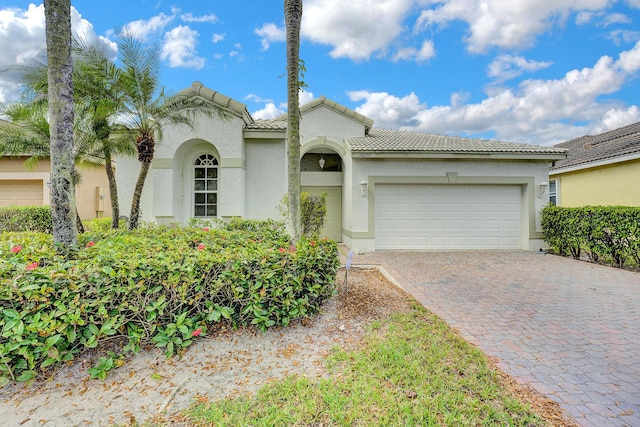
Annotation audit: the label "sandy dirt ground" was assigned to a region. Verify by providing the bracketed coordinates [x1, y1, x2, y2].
[0, 267, 574, 427]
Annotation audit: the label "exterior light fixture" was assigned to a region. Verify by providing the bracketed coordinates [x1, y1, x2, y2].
[319, 156, 326, 170]
[537, 181, 548, 198]
[360, 180, 368, 197]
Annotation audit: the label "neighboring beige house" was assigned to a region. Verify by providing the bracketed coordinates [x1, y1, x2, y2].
[0, 156, 113, 220]
[117, 82, 566, 252]
[550, 122, 640, 207]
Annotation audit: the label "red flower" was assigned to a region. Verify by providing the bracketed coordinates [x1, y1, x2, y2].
[86, 241, 95, 248]
[192, 328, 202, 337]
[197, 243, 206, 251]
[289, 245, 296, 253]
[278, 247, 286, 253]
[202, 227, 210, 231]
[26, 262, 38, 270]
[11, 245, 22, 253]
[310, 241, 316, 247]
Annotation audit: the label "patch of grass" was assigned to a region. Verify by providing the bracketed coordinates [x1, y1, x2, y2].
[184, 305, 544, 426]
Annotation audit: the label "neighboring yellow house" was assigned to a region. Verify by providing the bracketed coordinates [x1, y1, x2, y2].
[549, 122, 640, 207]
[0, 156, 113, 220]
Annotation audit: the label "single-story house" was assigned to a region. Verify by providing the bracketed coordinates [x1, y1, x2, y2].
[550, 121, 640, 207]
[0, 156, 113, 220]
[117, 82, 567, 252]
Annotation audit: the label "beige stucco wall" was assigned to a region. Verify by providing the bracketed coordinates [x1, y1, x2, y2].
[550, 159, 640, 207]
[0, 158, 113, 220]
[300, 106, 366, 143]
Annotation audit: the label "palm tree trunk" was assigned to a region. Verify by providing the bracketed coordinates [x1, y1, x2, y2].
[285, 0, 303, 243]
[103, 144, 120, 229]
[44, 0, 78, 250]
[129, 160, 150, 230]
[75, 206, 85, 234]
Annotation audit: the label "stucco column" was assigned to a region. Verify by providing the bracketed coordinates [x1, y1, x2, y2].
[219, 158, 246, 218]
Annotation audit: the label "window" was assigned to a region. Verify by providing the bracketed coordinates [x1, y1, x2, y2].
[549, 179, 557, 206]
[194, 154, 218, 217]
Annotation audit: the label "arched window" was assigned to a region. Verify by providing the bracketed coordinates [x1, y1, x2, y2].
[194, 154, 218, 217]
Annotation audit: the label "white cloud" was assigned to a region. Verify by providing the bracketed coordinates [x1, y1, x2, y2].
[212, 33, 225, 43]
[601, 12, 632, 26]
[392, 40, 436, 62]
[245, 94, 274, 104]
[180, 12, 218, 23]
[229, 43, 244, 60]
[351, 41, 640, 144]
[578, 11, 632, 26]
[122, 12, 174, 40]
[0, 4, 116, 103]
[255, 23, 285, 50]
[618, 39, 640, 72]
[348, 90, 424, 128]
[252, 102, 286, 119]
[576, 11, 595, 25]
[487, 55, 553, 81]
[250, 91, 316, 119]
[160, 26, 205, 69]
[417, 0, 612, 53]
[299, 90, 316, 105]
[592, 106, 640, 133]
[626, 0, 640, 8]
[608, 29, 640, 45]
[302, 0, 414, 61]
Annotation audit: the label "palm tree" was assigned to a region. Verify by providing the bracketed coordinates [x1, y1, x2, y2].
[285, 0, 303, 243]
[114, 32, 230, 230]
[72, 40, 136, 229]
[0, 100, 99, 234]
[44, 0, 77, 249]
[14, 40, 136, 230]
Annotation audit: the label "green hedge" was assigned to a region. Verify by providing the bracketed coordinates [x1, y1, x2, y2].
[541, 205, 640, 268]
[0, 206, 52, 233]
[0, 222, 339, 383]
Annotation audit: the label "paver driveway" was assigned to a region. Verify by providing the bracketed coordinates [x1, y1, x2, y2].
[353, 251, 640, 427]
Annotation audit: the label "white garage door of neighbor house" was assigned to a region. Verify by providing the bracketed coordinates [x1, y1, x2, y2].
[0, 180, 43, 207]
[375, 184, 522, 250]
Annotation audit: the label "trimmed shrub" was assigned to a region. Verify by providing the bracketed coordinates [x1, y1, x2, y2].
[0, 206, 52, 233]
[541, 205, 640, 268]
[280, 192, 328, 238]
[301, 193, 327, 236]
[0, 222, 339, 383]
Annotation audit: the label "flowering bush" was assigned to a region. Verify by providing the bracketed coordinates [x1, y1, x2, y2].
[0, 221, 339, 383]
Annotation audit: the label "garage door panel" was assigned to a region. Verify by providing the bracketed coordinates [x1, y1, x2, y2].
[0, 180, 43, 206]
[375, 184, 522, 250]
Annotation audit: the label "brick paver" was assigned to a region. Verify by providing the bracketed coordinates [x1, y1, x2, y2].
[350, 250, 640, 426]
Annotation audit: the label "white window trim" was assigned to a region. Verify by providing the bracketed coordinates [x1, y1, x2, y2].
[549, 178, 559, 206]
[193, 154, 219, 218]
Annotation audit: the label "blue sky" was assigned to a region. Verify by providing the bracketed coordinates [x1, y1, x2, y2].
[1, 1, 640, 145]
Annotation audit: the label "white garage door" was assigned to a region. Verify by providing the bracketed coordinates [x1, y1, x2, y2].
[375, 184, 522, 250]
[0, 180, 43, 207]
